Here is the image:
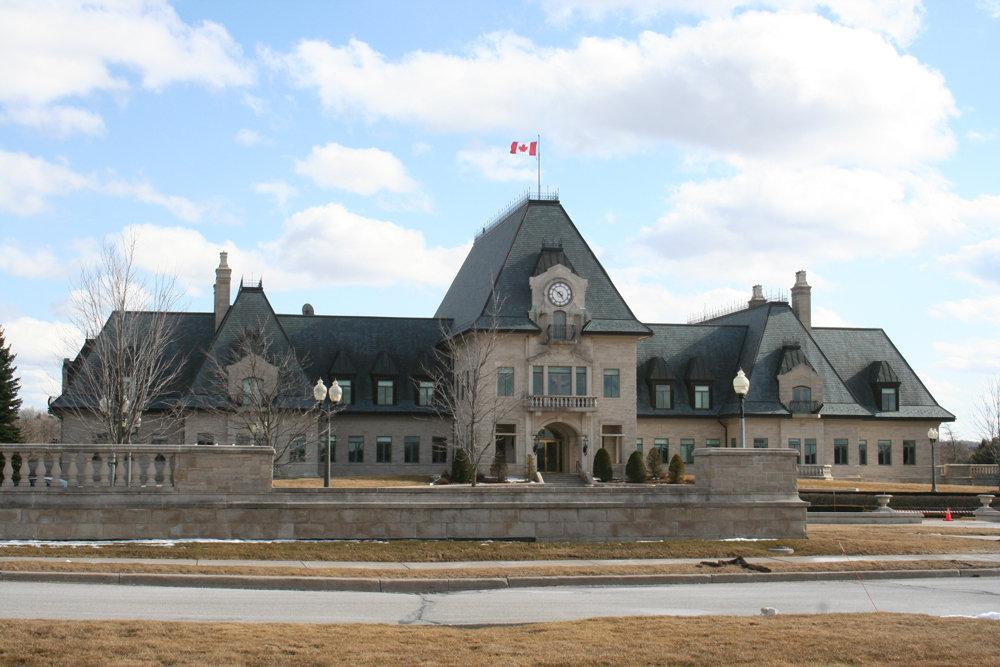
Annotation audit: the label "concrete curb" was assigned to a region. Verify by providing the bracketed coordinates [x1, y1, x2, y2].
[3, 568, 999, 593]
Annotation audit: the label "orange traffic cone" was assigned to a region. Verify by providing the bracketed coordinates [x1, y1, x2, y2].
[945, 508, 953, 521]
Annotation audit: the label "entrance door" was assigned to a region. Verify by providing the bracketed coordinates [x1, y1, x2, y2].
[536, 429, 564, 473]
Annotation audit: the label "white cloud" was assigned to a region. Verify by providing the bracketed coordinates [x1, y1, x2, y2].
[122, 206, 470, 294]
[610, 273, 748, 322]
[0, 147, 207, 221]
[278, 12, 953, 166]
[979, 1, 1000, 19]
[252, 180, 298, 206]
[812, 306, 855, 328]
[929, 295, 1000, 327]
[937, 239, 1000, 288]
[934, 338, 1000, 372]
[967, 130, 996, 142]
[3, 315, 82, 408]
[294, 143, 418, 195]
[0, 149, 93, 214]
[412, 141, 432, 156]
[634, 163, 1000, 284]
[234, 128, 260, 146]
[539, 1, 925, 45]
[0, 0, 253, 135]
[457, 146, 537, 182]
[0, 245, 64, 279]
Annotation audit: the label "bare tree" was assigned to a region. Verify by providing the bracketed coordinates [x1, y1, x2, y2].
[425, 306, 519, 487]
[974, 376, 1000, 450]
[61, 230, 185, 444]
[196, 325, 317, 467]
[16, 406, 60, 444]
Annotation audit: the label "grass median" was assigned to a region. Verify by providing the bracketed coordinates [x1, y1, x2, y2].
[0, 524, 997, 562]
[1, 614, 997, 666]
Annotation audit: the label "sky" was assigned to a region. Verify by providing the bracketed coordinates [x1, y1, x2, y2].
[1, 0, 999, 439]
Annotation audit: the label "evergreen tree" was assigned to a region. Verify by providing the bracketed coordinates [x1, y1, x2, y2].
[0, 326, 23, 443]
[668, 453, 686, 484]
[626, 450, 647, 483]
[971, 438, 999, 465]
[593, 447, 614, 482]
[451, 448, 472, 483]
[645, 447, 664, 479]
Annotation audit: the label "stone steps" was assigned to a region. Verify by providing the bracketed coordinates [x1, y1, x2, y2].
[540, 473, 587, 487]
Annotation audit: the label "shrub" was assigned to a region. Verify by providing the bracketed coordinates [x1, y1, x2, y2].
[626, 450, 647, 483]
[490, 451, 508, 483]
[451, 448, 472, 484]
[526, 453, 537, 481]
[645, 447, 663, 479]
[593, 447, 614, 482]
[668, 453, 686, 483]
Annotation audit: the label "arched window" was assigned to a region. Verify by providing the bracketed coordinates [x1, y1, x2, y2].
[791, 386, 811, 413]
[553, 310, 567, 339]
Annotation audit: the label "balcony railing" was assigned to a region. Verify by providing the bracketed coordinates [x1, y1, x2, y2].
[788, 400, 823, 414]
[797, 464, 833, 479]
[546, 324, 577, 342]
[527, 395, 597, 411]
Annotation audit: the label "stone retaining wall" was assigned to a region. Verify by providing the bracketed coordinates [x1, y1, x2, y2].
[0, 448, 807, 542]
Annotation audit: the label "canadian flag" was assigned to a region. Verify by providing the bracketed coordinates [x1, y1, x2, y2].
[510, 141, 537, 155]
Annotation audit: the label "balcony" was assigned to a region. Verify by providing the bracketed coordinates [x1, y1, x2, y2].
[527, 395, 597, 412]
[788, 400, 823, 415]
[546, 324, 577, 343]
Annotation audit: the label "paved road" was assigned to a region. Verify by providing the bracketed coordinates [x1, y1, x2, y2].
[2, 577, 998, 624]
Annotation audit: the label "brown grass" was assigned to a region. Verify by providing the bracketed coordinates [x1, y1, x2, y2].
[273, 475, 435, 488]
[0, 614, 997, 666]
[798, 479, 998, 493]
[0, 557, 993, 580]
[0, 524, 997, 562]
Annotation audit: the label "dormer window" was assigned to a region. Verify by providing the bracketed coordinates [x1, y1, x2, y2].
[241, 377, 263, 406]
[654, 384, 672, 409]
[869, 360, 901, 412]
[328, 350, 356, 405]
[645, 356, 675, 410]
[370, 350, 399, 407]
[376, 379, 395, 405]
[693, 384, 711, 409]
[417, 380, 435, 406]
[791, 386, 811, 413]
[685, 357, 714, 410]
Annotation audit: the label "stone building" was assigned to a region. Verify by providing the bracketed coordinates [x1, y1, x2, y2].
[52, 194, 953, 482]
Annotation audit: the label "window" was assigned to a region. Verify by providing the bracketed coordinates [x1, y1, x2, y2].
[731, 437, 738, 448]
[552, 310, 568, 339]
[417, 381, 435, 406]
[878, 440, 892, 465]
[533, 366, 544, 396]
[693, 385, 711, 409]
[834, 439, 849, 465]
[241, 377, 263, 406]
[858, 440, 868, 466]
[376, 379, 394, 405]
[319, 435, 336, 464]
[654, 384, 672, 409]
[903, 440, 916, 465]
[348, 436, 364, 463]
[335, 379, 353, 405]
[197, 432, 213, 445]
[549, 366, 572, 396]
[576, 367, 587, 396]
[602, 424, 623, 463]
[151, 436, 168, 445]
[635, 438, 643, 454]
[432, 437, 448, 464]
[376, 436, 392, 463]
[880, 387, 898, 412]
[706, 439, 721, 447]
[804, 439, 817, 465]
[680, 439, 695, 464]
[404, 436, 420, 463]
[289, 435, 306, 462]
[604, 369, 620, 398]
[753, 438, 768, 449]
[792, 386, 812, 413]
[788, 438, 801, 464]
[654, 438, 669, 462]
[495, 424, 516, 463]
[498, 367, 514, 396]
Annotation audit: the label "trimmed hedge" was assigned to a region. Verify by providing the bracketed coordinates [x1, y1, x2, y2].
[668, 453, 686, 484]
[626, 450, 647, 483]
[593, 447, 614, 482]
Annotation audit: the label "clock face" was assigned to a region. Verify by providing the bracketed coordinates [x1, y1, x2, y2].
[548, 281, 573, 307]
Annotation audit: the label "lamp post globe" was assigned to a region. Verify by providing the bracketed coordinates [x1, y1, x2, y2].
[314, 378, 341, 489]
[329, 379, 343, 404]
[927, 427, 939, 493]
[733, 369, 750, 449]
[313, 378, 328, 403]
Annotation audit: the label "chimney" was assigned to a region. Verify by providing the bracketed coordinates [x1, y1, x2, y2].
[791, 270, 811, 332]
[214, 251, 232, 330]
[748, 284, 766, 308]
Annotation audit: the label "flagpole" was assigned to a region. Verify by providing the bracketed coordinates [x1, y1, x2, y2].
[537, 134, 541, 199]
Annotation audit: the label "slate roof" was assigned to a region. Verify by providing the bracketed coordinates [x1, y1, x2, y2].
[435, 199, 650, 336]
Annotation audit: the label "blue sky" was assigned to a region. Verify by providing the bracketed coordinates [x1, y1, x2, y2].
[1, 0, 999, 439]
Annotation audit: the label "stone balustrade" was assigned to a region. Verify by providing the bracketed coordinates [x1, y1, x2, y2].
[797, 464, 833, 479]
[0, 444, 273, 494]
[526, 395, 597, 411]
[940, 463, 1000, 486]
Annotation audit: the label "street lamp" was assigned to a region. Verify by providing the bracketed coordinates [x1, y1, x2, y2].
[928, 427, 939, 493]
[313, 378, 343, 488]
[733, 369, 750, 448]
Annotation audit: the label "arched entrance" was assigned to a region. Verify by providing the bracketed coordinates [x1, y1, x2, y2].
[535, 428, 564, 473]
